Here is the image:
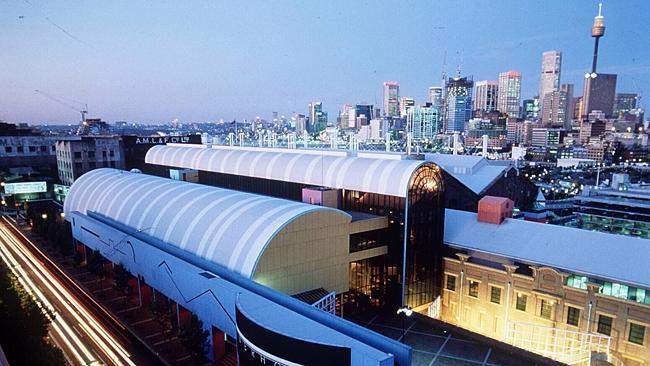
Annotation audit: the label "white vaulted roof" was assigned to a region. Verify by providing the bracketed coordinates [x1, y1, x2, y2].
[145, 145, 428, 197]
[64, 169, 350, 278]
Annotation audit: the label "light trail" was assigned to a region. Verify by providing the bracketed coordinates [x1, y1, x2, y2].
[0, 230, 95, 365]
[0, 219, 137, 366]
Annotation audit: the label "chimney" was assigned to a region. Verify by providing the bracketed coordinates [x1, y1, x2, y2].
[477, 196, 513, 224]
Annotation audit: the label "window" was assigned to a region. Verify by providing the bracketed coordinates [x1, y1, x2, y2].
[109, 149, 115, 157]
[597, 315, 613, 336]
[540, 299, 553, 319]
[74, 151, 82, 159]
[445, 275, 456, 291]
[17, 146, 23, 153]
[490, 286, 501, 304]
[102, 151, 107, 158]
[567, 307, 580, 326]
[88, 150, 95, 158]
[629, 323, 645, 345]
[468, 281, 479, 298]
[516, 293, 527, 311]
[28, 146, 36, 152]
[4, 147, 11, 153]
[566, 275, 588, 290]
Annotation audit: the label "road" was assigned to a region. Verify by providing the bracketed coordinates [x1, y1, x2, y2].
[0, 216, 161, 365]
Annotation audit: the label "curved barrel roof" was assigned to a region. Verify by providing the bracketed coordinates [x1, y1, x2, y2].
[64, 168, 349, 277]
[145, 145, 428, 197]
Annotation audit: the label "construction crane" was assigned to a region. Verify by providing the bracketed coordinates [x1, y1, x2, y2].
[34, 90, 88, 122]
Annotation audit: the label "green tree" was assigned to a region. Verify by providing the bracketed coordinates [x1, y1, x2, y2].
[179, 314, 209, 364]
[150, 297, 172, 334]
[0, 263, 65, 365]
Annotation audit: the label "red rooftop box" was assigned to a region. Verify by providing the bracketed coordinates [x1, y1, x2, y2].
[477, 196, 513, 224]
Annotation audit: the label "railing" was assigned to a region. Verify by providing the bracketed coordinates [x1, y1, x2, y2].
[506, 321, 611, 365]
[312, 291, 336, 315]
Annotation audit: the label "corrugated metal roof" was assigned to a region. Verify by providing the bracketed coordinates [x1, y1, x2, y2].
[444, 209, 650, 288]
[145, 145, 428, 197]
[64, 168, 349, 278]
[425, 153, 509, 194]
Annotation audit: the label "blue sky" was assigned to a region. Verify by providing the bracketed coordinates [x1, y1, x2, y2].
[1, 0, 648, 124]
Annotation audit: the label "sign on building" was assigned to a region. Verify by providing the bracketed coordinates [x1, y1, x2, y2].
[3, 181, 47, 195]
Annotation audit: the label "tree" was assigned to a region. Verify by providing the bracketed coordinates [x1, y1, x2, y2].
[0, 263, 65, 365]
[113, 264, 131, 308]
[179, 314, 209, 364]
[150, 297, 172, 335]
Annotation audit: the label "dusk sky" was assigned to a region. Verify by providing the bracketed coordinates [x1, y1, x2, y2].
[1, 0, 649, 124]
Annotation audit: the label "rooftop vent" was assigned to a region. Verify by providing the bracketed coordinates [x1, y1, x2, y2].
[477, 196, 513, 224]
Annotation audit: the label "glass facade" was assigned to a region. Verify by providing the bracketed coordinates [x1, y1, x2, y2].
[565, 274, 650, 305]
[343, 162, 444, 308]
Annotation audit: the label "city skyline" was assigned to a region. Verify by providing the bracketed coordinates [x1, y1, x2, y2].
[1, 0, 649, 124]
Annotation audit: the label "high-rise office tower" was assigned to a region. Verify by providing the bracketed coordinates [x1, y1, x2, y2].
[522, 98, 540, 120]
[355, 104, 374, 125]
[338, 104, 355, 130]
[400, 97, 415, 118]
[539, 50, 562, 110]
[406, 106, 440, 141]
[473, 80, 499, 112]
[614, 93, 638, 116]
[444, 76, 473, 133]
[582, 3, 617, 117]
[541, 84, 573, 128]
[562, 84, 575, 122]
[383, 82, 400, 117]
[497, 71, 522, 118]
[308, 102, 327, 134]
[583, 75, 617, 117]
[428, 86, 444, 107]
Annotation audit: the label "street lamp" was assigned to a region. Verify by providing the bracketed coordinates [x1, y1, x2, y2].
[396, 306, 413, 343]
[41, 213, 48, 220]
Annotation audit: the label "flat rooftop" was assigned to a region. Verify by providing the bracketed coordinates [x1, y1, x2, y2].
[347, 310, 561, 366]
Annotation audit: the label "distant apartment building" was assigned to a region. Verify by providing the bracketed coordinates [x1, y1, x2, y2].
[473, 80, 499, 113]
[307, 102, 327, 134]
[383, 81, 400, 117]
[532, 128, 564, 147]
[579, 119, 607, 145]
[614, 93, 638, 116]
[428, 86, 444, 107]
[497, 71, 522, 118]
[399, 97, 415, 118]
[55, 136, 125, 185]
[0, 122, 57, 174]
[506, 120, 534, 145]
